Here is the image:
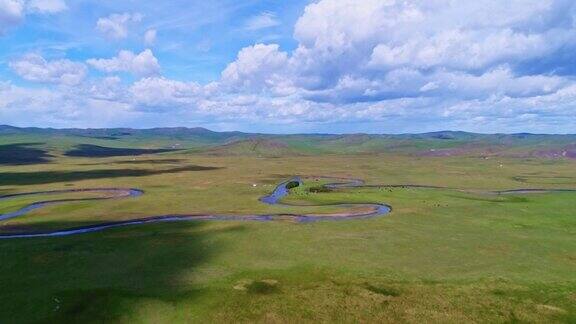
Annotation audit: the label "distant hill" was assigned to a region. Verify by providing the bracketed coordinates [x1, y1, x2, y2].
[0, 125, 247, 142]
[1, 125, 576, 159]
[203, 139, 303, 157]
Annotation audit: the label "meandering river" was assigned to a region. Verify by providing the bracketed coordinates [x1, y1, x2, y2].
[1, 176, 574, 239]
[0, 177, 391, 239]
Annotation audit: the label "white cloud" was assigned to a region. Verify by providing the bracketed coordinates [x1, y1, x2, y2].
[88, 76, 124, 101]
[144, 29, 156, 46]
[431, 67, 567, 99]
[4, 0, 576, 133]
[0, 0, 66, 34]
[199, 0, 576, 129]
[10, 53, 86, 85]
[27, 0, 66, 13]
[244, 12, 280, 31]
[0, 0, 24, 34]
[96, 12, 142, 40]
[368, 29, 562, 71]
[284, 0, 576, 94]
[0, 80, 135, 128]
[130, 77, 202, 109]
[87, 49, 160, 77]
[0, 81, 53, 110]
[221, 43, 288, 92]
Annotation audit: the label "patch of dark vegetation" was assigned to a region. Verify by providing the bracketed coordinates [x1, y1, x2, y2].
[246, 280, 279, 295]
[65, 144, 179, 158]
[363, 283, 401, 297]
[76, 135, 120, 140]
[285, 181, 300, 189]
[0, 143, 52, 165]
[512, 176, 528, 183]
[308, 186, 332, 193]
[429, 132, 456, 140]
[491, 289, 508, 297]
[114, 159, 184, 165]
[0, 165, 222, 186]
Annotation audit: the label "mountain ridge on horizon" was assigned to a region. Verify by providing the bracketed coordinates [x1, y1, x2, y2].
[1, 125, 573, 137]
[2, 124, 576, 160]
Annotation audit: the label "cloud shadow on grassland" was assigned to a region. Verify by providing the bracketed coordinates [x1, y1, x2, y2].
[0, 165, 222, 186]
[64, 144, 180, 158]
[0, 220, 245, 323]
[0, 143, 52, 165]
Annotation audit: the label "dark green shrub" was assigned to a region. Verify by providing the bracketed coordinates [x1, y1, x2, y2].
[285, 181, 300, 189]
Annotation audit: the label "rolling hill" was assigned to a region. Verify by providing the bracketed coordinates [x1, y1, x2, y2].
[2, 125, 576, 160]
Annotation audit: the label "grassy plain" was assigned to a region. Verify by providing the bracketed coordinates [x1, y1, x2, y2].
[1, 147, 575, 322]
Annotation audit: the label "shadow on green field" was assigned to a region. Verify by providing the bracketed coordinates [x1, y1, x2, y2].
[65, 145, 180, 158]
[0, 221, 243, 323]
[76, 159, 186, 167]
[113, 159, 185, 165]
[0, 165, 222, 186]
[0, 143, 52, 165]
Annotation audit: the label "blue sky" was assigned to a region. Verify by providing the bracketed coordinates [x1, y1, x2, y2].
[1, 0, 576, 134]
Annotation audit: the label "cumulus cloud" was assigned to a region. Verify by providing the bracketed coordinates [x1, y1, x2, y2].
[10, 53, 86, 85]
[87, 49, 160, 77]
[368, 29, 554, 71]
[172, 0, 576, 130]
[0, 0, 67, 34]
[0, 80, 132, 127]
[221, 43, 288, 92]
[82, 0, 576, 130]
[130, 77, 202, 109]
[0, 0, 23, 34]
[96, 12, 142, 40]
[88, 76, 124, 101]
[4, 0, 576, 132]
[244, 12, 280, 31]
[284, 0, 576, 96]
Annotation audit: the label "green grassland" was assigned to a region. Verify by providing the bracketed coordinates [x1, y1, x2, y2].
[1, 130, 576, 323]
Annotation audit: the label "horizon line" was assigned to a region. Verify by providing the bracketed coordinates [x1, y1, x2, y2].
[1, 124, 575, 136]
